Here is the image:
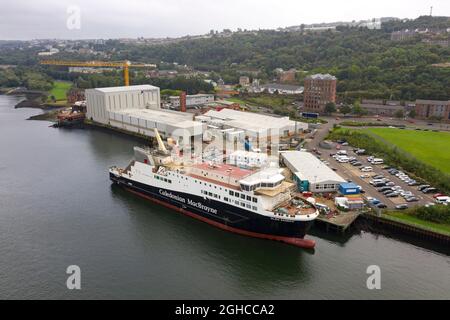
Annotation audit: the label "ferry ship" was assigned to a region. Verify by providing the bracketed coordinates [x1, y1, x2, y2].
[109, 130, 318, 249]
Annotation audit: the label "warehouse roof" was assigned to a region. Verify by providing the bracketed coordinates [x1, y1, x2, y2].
[203, 109, 306, 133]
[110, 108, 203, 131]
[91, 84, 159, 93]
[281, 151, 346, 184]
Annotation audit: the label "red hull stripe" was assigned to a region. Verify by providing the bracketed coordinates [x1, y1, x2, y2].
[124, 187, 316, 249]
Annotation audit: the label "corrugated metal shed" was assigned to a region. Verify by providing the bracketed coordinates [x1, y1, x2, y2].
[281, 151, 346, 188]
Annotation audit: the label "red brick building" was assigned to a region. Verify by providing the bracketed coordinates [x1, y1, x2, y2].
[303, 74, 337, 113]
[415, 100, 450, 122]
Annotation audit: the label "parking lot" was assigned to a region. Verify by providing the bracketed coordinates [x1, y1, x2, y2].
[317, 146, 436, 209]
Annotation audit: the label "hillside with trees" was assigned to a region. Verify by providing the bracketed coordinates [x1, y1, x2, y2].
[107, 16, 450, 101]
[1, 16, 449, 101]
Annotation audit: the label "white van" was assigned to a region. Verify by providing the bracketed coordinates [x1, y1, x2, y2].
[435, 196, 450, 204]
[371, 158, 384, 165]
[337, 156, 350, 163]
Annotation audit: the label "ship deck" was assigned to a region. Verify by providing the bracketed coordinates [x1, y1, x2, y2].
[276, 197, 317, 216]
[187, 173, 240, 190]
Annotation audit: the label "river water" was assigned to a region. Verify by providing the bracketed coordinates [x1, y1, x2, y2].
[0, 95, 449, 299]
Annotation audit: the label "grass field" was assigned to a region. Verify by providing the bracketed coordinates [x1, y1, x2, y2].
[363, 128, 450, 175]
[226, 97, 254, 106]
[384, 212, 450, 236]
[226, 95, 296, 108]
[48, 81, 72, 101]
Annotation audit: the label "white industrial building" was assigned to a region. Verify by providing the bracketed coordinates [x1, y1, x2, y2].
[169, 94, 215, 108]
[86, 85, 203, 144]
[199, 109, 307, 139]
[86, 85, 161, 124]
[281, 151, 346, 193]
[108, 109, 203, 143]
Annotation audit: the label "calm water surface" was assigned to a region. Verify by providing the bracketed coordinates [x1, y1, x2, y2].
[0, 95, 449, 299]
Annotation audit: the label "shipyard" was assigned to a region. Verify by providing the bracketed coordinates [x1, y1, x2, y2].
[0, 0, 449, 303]
[22, 80, 449, 246]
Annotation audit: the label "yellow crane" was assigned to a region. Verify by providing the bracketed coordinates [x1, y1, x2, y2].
[39, 60, 156, 86]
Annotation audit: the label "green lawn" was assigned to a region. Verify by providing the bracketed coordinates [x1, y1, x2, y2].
[363, 128, 450, 174]
[226, 95, 296, 108]
[48, 81, 72, 101]
[384, 212, 450, 236]
[226, 97, 255, 106]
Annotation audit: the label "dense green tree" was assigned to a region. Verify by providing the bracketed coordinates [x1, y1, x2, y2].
[340, 104, 352, 115]
[352, 101, 367, 116]
[324, 102, 337, 114]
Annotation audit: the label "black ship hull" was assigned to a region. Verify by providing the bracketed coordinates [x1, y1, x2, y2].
[110, 173, 315, 248]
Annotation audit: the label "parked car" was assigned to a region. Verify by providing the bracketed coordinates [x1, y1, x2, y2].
[433, 193, 445, 199]
[386, 193, 399, 198]
[373, 175, 384, 180]
[361, 166, 373, 172]
[395, 204, 408, 210]
[406, 197, 419, 202]
[376, 203, 387, 208]
[373, 182, 386, 188]
[407, 181, 418, 186]
[385, 182, 395, 186]
[377, 187, 393, 192]
[401, 191, 413, 198]
[423, 187, 437, 194]
[360, 174, 370, 179]
[352, 162, 362, 167]
[418, 185, 430, 191]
